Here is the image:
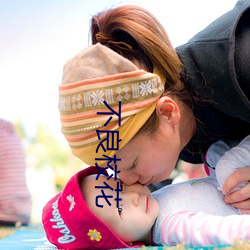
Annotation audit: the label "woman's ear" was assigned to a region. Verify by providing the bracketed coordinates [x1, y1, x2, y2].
[156, 96, 180, 126]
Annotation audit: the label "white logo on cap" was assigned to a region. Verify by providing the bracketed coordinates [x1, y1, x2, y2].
[50, 200, 76, 244]
[67, 194, 76, 211]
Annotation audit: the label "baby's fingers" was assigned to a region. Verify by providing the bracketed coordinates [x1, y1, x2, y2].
[224, 185, 250, 208]
[240, 209, 250, 214]
[222, 167, 250, 195]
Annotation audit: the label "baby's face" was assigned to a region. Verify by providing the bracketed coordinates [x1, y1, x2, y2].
[84, 175, 160, 243]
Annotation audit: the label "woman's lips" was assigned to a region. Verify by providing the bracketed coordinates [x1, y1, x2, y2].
[143, 177, 154, 186]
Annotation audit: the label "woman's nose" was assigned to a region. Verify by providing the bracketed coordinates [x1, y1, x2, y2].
[118, 170, 139, 185]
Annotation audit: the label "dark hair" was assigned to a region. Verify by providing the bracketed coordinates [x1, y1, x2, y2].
[91, 5, 194, 135]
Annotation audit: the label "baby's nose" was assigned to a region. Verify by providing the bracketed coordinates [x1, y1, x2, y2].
[123, 191, 140, 206]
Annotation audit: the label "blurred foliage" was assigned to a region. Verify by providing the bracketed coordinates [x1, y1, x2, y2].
[13, 120, 86, 191]
[14, 118, 26, 139]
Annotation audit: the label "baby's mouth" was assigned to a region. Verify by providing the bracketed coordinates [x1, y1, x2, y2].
[146, 196, 149, 213]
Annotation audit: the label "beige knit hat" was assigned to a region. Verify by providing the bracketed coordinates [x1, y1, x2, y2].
[59, 43, 165, 165]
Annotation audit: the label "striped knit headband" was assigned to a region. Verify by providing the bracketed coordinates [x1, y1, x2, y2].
[59, 43, 165, 166]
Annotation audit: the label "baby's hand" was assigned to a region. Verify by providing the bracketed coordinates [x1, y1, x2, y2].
[223, 166, 250, 214]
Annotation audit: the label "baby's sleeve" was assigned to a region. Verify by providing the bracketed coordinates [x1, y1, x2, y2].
[215, 135, 250, 192]
[159, 210, 250, 247]
[205, 139, 231, 178]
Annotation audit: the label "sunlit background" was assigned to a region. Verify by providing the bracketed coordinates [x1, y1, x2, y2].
[1, 0, 238, 223]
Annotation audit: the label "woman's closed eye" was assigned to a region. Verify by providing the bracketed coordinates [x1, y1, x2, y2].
[120, 180, 124, 191]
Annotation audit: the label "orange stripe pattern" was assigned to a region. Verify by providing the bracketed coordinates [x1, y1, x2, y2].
[59, 70, 164, 148]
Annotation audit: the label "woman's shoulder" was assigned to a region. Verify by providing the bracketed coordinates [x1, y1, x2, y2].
[176, 0, 250, 123]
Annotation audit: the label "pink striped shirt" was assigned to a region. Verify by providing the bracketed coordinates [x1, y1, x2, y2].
[158, 210, 250, 246]
[0, 119, 31, 224]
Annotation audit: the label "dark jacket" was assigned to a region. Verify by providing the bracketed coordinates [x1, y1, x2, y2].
[176, 0, 250, 163]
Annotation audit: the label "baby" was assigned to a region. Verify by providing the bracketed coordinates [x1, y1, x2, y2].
[42, 135, 250, 249]
[42, 166, 146, 249]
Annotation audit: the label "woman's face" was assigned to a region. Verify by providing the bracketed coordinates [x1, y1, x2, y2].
[114, 116, 182, 185]
[99, 95, 188, 186]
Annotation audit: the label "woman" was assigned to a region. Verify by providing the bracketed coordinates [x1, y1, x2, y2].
[59, 1, 250, 211]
